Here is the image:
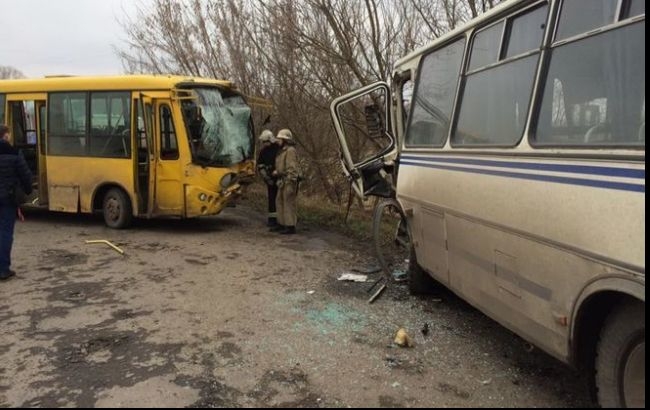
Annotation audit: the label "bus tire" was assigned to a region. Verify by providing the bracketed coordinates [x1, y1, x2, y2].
[595, 300, 645, 408]
[102, 188, 133, 229]
[372, 199, 406, 277]
[407, 244, 438, 295]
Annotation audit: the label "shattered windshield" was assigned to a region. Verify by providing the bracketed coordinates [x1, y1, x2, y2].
[181, 87, 253, 167]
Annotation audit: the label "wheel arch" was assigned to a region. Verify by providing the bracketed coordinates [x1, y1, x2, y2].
[92, 182, 137, 216]
[570, 275, 645, 371]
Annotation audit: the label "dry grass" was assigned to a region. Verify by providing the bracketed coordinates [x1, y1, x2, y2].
[239, 182, 375, 241]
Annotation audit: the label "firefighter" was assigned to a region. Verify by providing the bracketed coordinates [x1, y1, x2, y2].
[271, 129, 299, 234]
[257, 130, 281, 227]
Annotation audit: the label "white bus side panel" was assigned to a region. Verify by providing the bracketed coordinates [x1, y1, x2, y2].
[397, 154, 645, 360]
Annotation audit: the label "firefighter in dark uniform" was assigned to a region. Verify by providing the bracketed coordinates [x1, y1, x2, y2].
[257, 130, 281, 227]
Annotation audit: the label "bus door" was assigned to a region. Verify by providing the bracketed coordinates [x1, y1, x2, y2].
[329, 82, 397, 199]
[146, 97, 184, 216]
[5, 94, 47, 206]
[136, 95, 154, 216]
[36, 101, 48, 205]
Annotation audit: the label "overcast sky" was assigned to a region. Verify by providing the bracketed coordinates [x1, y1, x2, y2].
[0, 0, 144, 78]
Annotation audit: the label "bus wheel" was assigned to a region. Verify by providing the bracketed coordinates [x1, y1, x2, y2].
[102, 188, 133, 229]
[407, 244, 438, 294]
[372, 199, 410, 280]
[596, 300, 645, 408]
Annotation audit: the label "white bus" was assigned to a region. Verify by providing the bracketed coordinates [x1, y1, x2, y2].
[330, 0, 644, 407]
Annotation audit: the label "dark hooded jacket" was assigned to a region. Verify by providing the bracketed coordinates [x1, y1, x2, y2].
[0, 140, 32, 205]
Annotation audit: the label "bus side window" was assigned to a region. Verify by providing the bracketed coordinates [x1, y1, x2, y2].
[534, 20, 645, 146]
[159, 105, 179, 160]
[48, 92, 87, 156]
[89, 92, 131, 158]
[454, 4, 547, 147]
[405, 39, 465, 147]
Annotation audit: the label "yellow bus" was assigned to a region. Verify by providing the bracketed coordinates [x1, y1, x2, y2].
[0, 75, 255, 228]
[331, 0, 644, 407]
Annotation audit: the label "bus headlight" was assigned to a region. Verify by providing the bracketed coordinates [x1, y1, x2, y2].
[220, 173, 237, 190]
[199, 193, 208, 201]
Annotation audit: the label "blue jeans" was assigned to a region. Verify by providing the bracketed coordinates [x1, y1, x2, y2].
[0, 204, 16, 272]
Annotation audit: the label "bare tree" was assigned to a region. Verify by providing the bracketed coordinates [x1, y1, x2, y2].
[116, 0, 502, 205]
[0, 66, 26, 79]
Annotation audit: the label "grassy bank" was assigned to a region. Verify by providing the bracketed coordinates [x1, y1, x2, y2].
[239, 182, 375, 242]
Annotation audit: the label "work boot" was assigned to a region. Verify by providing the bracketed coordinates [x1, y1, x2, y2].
[280, 226, 296, 235]
[267, 217, 278, 227]
[0, 269, 16, 281]
[269, 224, 285, 232]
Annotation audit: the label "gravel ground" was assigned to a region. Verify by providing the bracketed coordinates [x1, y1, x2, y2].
[0, 205, 593, 407]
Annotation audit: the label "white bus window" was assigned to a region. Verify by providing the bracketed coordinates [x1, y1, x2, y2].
[48, 92, 87, 156]
[556, 0, 617, 41]
[550, 79, 567, 128]
[534, 22, 645, 146]
[405, 39, 465, 147]
[454, 5, 548, 147]
[468, 22, 503, 71]
[455, 55, 537, 146]
[624, 0, 645, 19]
[505, 5, 548, 58]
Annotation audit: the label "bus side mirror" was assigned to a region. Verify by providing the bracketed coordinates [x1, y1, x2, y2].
[365, 104, 385, 139]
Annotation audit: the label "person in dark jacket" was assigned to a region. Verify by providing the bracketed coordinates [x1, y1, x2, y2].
[256, 130, 281, 227]
[0, 125, 32, 280]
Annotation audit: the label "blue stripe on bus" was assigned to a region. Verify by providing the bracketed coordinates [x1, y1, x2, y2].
[400, 155, 646, 179]
[400, 160, 646, 193]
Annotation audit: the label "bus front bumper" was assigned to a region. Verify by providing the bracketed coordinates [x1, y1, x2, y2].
[185, 183, 241, 218]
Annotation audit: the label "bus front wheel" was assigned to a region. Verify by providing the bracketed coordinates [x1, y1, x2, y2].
[407, 244, 438, 294]
[596, 300, 645, 408]
[102, 188, 133, 229]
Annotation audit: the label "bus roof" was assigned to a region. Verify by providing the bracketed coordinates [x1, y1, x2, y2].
[0, 74, 234, 93]
[394, 0, 532, 70]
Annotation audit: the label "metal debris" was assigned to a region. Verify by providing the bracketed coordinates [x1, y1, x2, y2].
[85, 239, 125, 255]
[368, 284, 386, 304]
[337, 273, 368, 282]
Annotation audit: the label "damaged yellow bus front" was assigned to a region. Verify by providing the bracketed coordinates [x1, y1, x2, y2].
[0, 75, 255, 228]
